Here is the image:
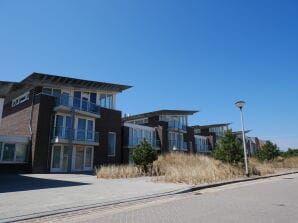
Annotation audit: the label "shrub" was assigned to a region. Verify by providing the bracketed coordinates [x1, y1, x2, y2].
[132, 139, 157, 173]
[256, 141, 280, 161]
[212, 129, 244, 164]
[281, 148, 298, 158]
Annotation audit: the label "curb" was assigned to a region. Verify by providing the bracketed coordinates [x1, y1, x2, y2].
[185, 170, 298, 193]
[2, 171, 298, 223]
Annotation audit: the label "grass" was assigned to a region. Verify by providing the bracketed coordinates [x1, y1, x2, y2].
[96, 165, 143, 179]
[152, 153, 243, 184]
[96, 154, 298, 185]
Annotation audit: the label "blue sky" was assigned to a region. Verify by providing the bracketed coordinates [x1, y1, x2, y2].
[0, 0, 297, 149]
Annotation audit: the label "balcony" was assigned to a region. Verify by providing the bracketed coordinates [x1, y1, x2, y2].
[168, 140, 188, 151]
[54, 94, 100, 118]
[127, 137, 160, 150]
[51, 126, 100, 146]
[196, 144, 211, 153]
[167, 120, 187, 132]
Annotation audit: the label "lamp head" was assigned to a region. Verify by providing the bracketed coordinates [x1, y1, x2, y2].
[235, 101, 246, 109]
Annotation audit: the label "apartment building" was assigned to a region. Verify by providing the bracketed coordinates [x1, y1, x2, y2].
[233, 130, 261, 156]
[192, 123, 231, 152]
[122, 110, 197, 162]
[0, 73, 131, 173]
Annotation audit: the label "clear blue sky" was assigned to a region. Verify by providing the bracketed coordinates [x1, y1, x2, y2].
[0, 0, 297, 150]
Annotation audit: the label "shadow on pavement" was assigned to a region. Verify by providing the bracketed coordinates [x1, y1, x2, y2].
[0, 174, 90, 193]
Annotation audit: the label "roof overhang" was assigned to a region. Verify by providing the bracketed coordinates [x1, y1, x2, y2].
[123, 109, 199, 121]
[192, 123, 231, 129]
[20, 72, 132, 92]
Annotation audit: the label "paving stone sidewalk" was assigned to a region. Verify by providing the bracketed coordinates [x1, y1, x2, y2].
[0, 174, 190, 223]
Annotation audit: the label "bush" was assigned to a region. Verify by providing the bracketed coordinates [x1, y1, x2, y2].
[256, 141, 280, 161]
[212, 129, 244, 164]
[132, 139, 157, 173]
[281, 148, 298, 158]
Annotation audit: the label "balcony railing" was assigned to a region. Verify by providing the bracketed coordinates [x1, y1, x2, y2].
[127, 137, 160, 149]
[168, 120, 187, 131]
[195, 144, 211, 153]
[168, 140, 187, 151]
[55, 94, 99, 114]
[52, 126, 99, 144]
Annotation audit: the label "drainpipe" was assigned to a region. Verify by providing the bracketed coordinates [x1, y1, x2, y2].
[0, 98, 4, 126]
[28, 88, 35, 171]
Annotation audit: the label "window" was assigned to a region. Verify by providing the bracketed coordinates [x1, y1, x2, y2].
[2, 144, 15, 161]
[99, 94, 114, 109]
[108, 132, 116, 156]
[0, 143, 27, 163]
[85, 147, 92, 168]
[42, 88, 52, 95]
[42, 88, 62, 97]
[15, 144, 27, 162]
[12, 92, 29, 107]
[73, 146, 93, 171]
[51, 145, 71, 172]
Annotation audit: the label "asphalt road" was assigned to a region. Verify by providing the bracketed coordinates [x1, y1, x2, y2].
[24, 173, 298, 223]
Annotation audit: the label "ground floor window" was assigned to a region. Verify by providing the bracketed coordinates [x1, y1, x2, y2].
[108, 132, 116, 157]
[0, 142, 27, 163]
[74, 146, 93, 171]
[51, 145, 94, 172]
[51, 145, 71, 172]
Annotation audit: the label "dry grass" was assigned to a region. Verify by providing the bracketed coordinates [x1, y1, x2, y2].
[96, 165, 143, 179]
[96, 154, 298, 185]
[152, 153, 244, 185]
[249, 156, 298, 175]
[248, 158, 275, 175]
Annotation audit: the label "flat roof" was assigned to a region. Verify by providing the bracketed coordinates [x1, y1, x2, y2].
[20, 72, 132, 92]
[192, 123, 231, 129]
[233, 130, 252, 135]
[123, 109, 198, 121]
[0, 81, 19, 97]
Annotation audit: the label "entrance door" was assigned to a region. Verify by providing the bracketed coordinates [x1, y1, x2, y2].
[51, 146, 72, 172]
[74, 146, 93, 171]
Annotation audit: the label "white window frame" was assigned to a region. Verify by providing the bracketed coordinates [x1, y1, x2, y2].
[11, 92, 29, 107]
[72, 145, 94, 171]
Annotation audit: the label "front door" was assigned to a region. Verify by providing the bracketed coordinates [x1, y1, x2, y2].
[51, 146, 72, 172]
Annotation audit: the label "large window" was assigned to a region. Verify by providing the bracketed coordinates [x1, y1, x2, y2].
[74, 146, 93, 171]
[51, 145, 71, 172]
[99, 94, 114, 109]
[160, 115, 187, 131]
[168, 132, 184, 150]
[195, 136, 209, 153]
[108, 132, 116, 156]
[127, 125, 156, 148]
[0, 143, 27, 163]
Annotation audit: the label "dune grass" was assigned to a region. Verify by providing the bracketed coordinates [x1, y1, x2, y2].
[151, 153, 243, 184]
[96, 165, 143, 179]
[96, 153, 298, 185]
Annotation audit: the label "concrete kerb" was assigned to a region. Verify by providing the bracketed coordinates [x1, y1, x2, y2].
[184, 170, 298, 193]
[3, 170, 298, 223]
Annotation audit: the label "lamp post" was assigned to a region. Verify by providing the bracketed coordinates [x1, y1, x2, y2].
[235, 101, 249, 177]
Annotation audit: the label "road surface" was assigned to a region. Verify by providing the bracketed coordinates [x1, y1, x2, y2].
[23, 173, 298, 223]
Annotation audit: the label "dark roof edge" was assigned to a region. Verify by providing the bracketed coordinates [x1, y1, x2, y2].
[123, 109, 199, 121]
[192, 123, 232, 129]
[21, 72, 133, 92]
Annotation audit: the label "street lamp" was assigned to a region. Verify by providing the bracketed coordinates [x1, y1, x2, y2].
[235, 100, 249, 177]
